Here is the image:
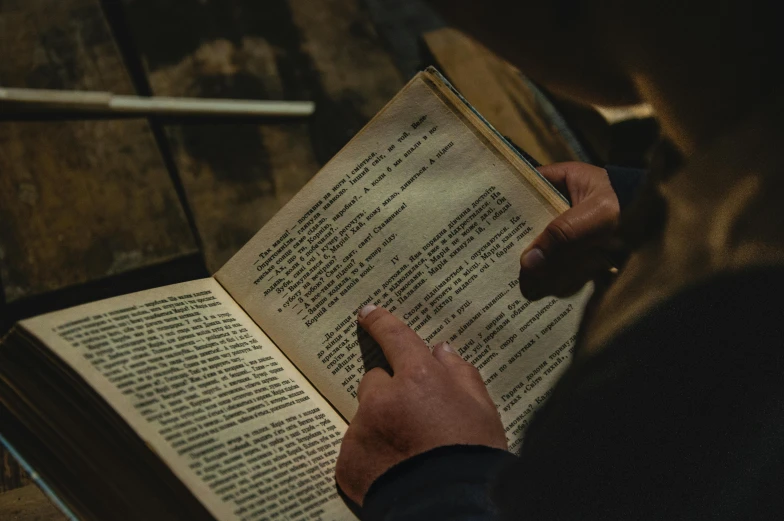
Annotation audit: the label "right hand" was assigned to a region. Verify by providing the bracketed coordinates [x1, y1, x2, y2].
[519, 162, 620, 300]
[336, 306, 507, 506]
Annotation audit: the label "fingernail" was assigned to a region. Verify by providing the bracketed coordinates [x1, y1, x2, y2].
[522, 248, 546, 269]
[358, 304, 377, 319]
[439, 342, 457, 354]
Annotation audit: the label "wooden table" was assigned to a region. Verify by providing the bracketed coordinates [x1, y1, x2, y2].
[0, 485, 67, 521]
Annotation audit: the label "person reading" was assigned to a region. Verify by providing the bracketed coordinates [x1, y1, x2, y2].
[335, 1, 784, 519]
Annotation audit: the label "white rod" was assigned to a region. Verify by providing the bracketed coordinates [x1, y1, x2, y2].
[109, 95, 314, 117]
[0, 87, 315, 118]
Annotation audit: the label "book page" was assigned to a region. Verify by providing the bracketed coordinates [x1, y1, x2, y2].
[217, 74, 590, 451]
[22, 279, 353, 521]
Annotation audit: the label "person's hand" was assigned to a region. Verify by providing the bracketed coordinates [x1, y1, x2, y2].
[519, 162, 620, 300]
[336, 305, 507, 506]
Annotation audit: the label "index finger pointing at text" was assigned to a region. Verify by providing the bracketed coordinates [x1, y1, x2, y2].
[358, 305, 431, 373]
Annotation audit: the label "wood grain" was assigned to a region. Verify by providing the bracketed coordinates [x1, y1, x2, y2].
[122, 0, 404, 271]
[0, 0, 197, 303]
[0, 484, 65, 521]
[423, 28, 583, 166]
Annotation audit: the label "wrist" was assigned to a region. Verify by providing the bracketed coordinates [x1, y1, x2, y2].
[605, 165, 647, 210]
[362, 444, 517, 521]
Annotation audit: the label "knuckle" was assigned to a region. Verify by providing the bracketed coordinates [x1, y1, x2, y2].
[464, 363, 482, 380]
[379, 321, 407, 339]
[545, 217, 577, 244]
[561, 161, 584, 181]
[369, 315, 407, 340]
[560, 161, 582, 171]
[360, 387, 393, 413]
[406, 363, 432, 385]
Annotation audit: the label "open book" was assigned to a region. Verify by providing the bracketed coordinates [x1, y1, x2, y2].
[0, 68, 590, 521]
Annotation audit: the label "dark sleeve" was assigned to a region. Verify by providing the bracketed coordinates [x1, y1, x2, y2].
[361, 445, 516, 521]
[362, 268, 784, 521]
[605, 165, 646, 210]
[493, 267, 784, 521]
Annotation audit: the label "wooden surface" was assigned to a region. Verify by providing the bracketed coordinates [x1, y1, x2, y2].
[0, 0, 198, 303]
[2, 449, 31, 493]
[423, 28, 583, 166]
[122, 0, 405, 272]
[0, 485, 65, 521]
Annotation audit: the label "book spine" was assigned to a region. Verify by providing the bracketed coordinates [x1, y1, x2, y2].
[424, 66, 571, 206]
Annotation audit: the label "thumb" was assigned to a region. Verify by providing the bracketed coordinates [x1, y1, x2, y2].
[432, 342, 494, 407]
[520, 194, 617, 272]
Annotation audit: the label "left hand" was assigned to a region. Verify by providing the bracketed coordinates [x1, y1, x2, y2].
[519, 162, 620, 300]
[336, 305, 507, 506]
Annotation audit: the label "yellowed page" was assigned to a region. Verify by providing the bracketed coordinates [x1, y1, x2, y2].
[216, 74, 590, 451]
[22, 278, 353, 521]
